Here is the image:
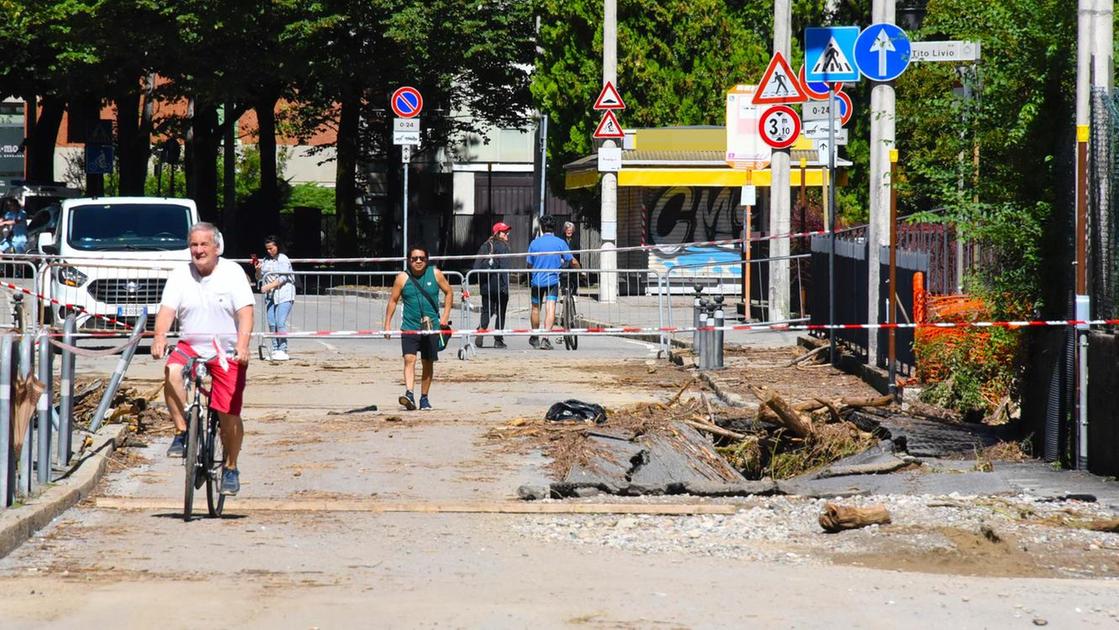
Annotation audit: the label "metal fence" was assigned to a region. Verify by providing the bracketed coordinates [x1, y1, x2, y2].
[460, 267, 666, 357]
[1, 315, 147, 510]
[38, 260, 174, 332]
[0, 260, 40, 331]
[253, 270, 466, 346]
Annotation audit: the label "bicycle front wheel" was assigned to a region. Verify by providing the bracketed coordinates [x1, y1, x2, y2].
[205, 410, 226, 517]
[563, 295, 578, 350]
[183, 406, 201, 521]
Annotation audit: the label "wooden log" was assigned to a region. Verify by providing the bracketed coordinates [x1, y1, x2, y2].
[750, 385, 814, 439]
[840, 394, 895, 409]
[819, 502, 892, 533]
[783, 344, 829, 367]
[683, 419, 747, 441]
[815, 398, 842, 424]
[665, 376, 698, 408]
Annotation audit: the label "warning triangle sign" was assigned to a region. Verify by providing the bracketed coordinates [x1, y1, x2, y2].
[593, 81, 626, 110]
[752, 52, 807, 105]
[593, 110, 624, 139]
[811, 36, 854, 75]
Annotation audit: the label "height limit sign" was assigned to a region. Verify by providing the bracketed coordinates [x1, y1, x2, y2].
[758, 105, 800, 149]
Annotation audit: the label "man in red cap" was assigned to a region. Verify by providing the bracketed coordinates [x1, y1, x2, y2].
[472, 221, 512, 348]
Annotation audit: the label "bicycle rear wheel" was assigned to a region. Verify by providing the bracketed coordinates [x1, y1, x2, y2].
[183, 406, 201, 521]
[205, 410, 226, 517]
[562, 294, 578, 350]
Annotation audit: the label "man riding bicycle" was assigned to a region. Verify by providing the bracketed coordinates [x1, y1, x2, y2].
[152, 222, 254, 496]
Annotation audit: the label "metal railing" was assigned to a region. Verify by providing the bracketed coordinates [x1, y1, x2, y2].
[460, 267, 667, 358]
[1, 313, 147, 510]
[663, 254, 811, 347]
[0, 260, 41, 331]
[253, 270, 466, 350]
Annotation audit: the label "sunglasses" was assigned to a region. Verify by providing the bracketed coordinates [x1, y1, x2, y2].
[410, 256, 427, 262]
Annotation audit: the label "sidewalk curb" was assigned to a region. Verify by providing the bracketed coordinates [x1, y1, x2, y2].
[698, 371, 753, 408]
[0, 422, 129, 559]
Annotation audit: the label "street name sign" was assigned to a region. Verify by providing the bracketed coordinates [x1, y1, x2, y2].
[390, 86, 423, 118]
[725, 85, 771, 169]
[593, 81, 626, 110]
[759, 105, 801, 149]
[911, 40, 981, 63]
[805, 26, 860, 83]
[854, 23, 912, 82]
[753, 51, 807, 105]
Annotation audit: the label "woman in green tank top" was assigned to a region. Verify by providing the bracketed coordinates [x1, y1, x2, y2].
[384, 246, 454, 411]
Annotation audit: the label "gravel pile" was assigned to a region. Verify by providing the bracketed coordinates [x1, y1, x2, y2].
[515, 494, 1119, 575]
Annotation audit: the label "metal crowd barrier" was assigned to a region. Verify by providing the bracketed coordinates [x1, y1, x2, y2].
[459, 267, 667, 359]
[0, 259, 41, 331]
[1, 313, 147, 510]
[252, 269, 466, 351]
[38, 259, 174, 332]
[663, 254, 811, 348]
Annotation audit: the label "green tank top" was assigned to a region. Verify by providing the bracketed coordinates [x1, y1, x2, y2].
[401, 266, 440, 331]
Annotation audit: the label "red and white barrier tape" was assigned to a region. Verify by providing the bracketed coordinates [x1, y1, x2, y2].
[2, 227, 833, 266]
[1, 280, 132, 329]
[14, 319, 1118, 340]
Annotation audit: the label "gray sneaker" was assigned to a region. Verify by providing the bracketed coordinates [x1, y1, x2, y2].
[166, 432, 186, 458]
[539, 338, 554, 350]
[529, 335, 539, 348]
[220, 468, 240, 496]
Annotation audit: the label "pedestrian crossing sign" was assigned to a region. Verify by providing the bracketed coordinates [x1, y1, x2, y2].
[751, 51, 807, 105]
[805, 26, 861, 83]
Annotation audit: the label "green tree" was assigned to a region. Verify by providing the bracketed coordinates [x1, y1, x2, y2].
[285, 0, 538, 256]
[898, 0, 1076, 316]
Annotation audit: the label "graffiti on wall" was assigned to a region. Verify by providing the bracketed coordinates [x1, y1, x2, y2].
[641, 187, 751, 279]
[644, 186, 744, 246]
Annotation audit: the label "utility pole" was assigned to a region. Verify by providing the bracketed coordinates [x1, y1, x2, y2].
[599, 0, 619, 303]
[867, 0, 896, 367]
[769, 0, 791, 322]
[1074, 0, 1114, 470]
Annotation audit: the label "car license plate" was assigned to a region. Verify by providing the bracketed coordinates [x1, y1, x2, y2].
[116, 304, 148, 317]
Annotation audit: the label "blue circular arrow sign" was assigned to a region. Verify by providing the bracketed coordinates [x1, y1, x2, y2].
[854, 23, 911, 82]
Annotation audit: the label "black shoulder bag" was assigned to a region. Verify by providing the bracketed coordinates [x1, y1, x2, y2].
[408, 273, 452, 351]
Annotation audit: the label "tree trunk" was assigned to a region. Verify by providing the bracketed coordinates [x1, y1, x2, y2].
[27, 96, 64, 182]
[334, 92, 360, 257]
[189, 101, 220, 222]
[114, 82, 151, 195]
[255, 94, 280, 242]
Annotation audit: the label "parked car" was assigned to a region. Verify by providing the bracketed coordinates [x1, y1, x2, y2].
[35, 197, 200, 330]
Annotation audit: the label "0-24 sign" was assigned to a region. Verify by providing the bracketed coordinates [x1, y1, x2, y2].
[758, 105, 801, 149]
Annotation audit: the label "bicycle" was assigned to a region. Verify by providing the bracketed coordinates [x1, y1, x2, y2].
[557, 275, 579, 351]
[180, 354, 226, 521]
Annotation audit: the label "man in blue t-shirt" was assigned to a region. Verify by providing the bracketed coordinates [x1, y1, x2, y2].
[526, 215, 580, 350]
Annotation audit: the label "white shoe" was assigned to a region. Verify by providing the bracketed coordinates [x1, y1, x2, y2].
[271, 350, 289, 361]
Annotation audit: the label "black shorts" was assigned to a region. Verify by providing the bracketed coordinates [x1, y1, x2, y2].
[401, 333, 440, 361]
[531, 284, 559, 306]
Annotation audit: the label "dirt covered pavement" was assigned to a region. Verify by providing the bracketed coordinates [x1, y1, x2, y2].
[1, 338, 1118, 628]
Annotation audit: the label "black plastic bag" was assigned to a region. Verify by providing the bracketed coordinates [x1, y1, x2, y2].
[545, 400, 607, 425]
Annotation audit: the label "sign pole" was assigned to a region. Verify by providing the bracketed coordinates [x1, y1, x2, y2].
[599, 0, 618, 303]
[888, 149, 898, 400]
[828, 83, 837, 367]
[402, 146, 410, 270]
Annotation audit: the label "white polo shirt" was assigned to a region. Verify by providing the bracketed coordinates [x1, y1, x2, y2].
[160, 257, 254, 358]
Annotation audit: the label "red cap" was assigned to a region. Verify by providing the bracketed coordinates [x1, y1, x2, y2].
[492, 222, 511, 235]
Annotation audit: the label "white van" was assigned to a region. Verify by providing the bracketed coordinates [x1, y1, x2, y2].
[36, 197, 200, 329]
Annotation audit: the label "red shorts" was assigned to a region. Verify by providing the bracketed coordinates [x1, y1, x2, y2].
[167, 342, 248, 416]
